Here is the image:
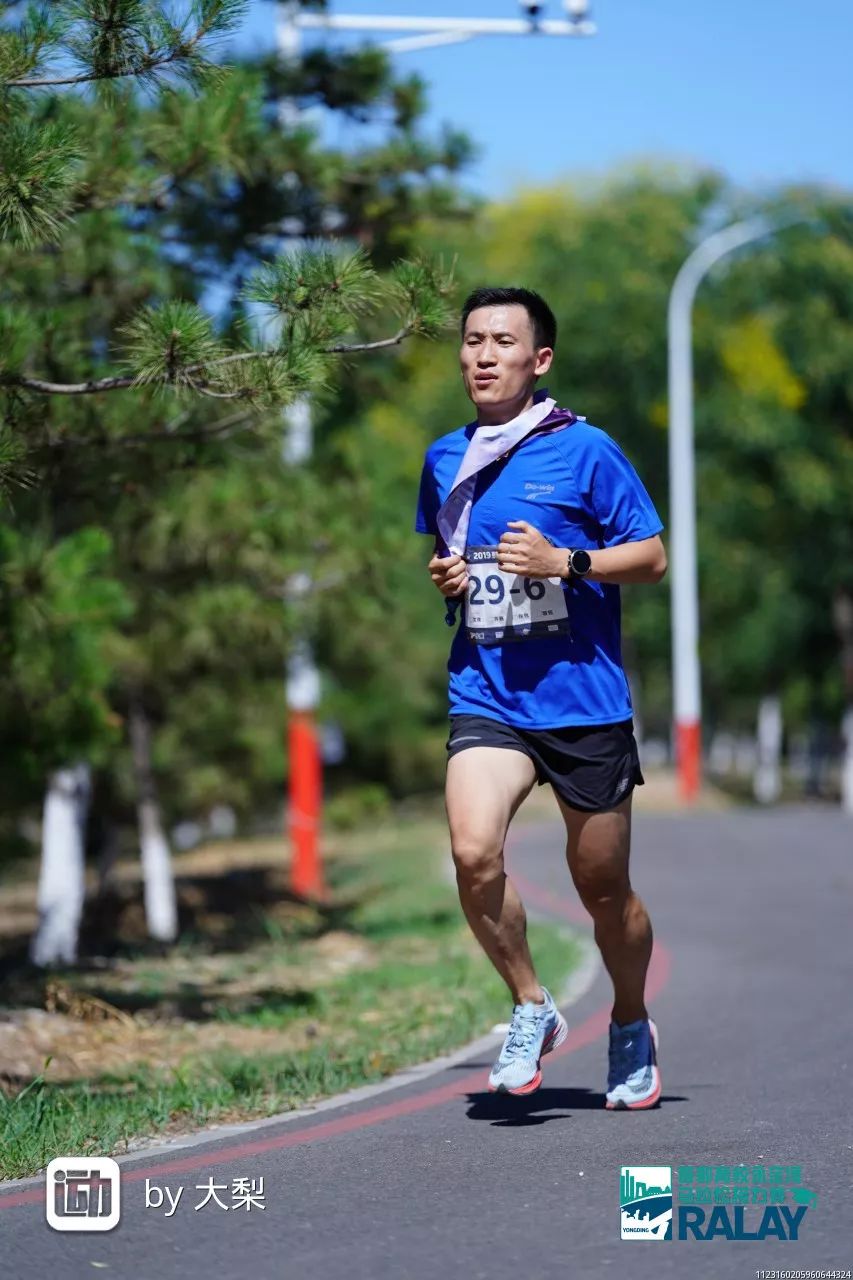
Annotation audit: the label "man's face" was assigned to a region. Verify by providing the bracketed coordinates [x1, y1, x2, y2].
[459, 304, 553, 419]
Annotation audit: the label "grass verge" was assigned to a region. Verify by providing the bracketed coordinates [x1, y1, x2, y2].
[1, 811, 582, 1181]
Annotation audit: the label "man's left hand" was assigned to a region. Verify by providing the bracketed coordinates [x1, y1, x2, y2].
[497, 521, 564, 579]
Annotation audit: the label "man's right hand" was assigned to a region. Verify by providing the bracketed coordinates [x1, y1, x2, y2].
[427, 551, 469, 598]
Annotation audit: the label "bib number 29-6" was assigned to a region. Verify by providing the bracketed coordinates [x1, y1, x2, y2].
[464, 545, 571, 647]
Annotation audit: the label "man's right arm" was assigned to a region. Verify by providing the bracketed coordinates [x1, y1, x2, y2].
[416, 445, 469, 598]
[426, 546, 468, 598]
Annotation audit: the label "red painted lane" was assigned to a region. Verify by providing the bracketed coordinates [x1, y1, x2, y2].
[0, 876, 672, 1211]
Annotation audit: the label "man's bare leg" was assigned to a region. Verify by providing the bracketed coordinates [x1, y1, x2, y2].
[556, 793, 652, 1025]
[445, 747, 541, 1005]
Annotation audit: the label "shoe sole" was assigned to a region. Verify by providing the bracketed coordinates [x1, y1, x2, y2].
[487, 1009, 569, 1097]
[605, 1018, 661, 1110]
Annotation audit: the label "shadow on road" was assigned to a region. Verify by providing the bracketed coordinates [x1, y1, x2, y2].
[464, 1087, 689, 1125]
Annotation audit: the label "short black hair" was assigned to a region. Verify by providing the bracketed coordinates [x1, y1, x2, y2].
[460, 286, 557, 350]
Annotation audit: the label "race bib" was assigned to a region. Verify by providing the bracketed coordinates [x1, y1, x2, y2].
[464, 546, 571, 647]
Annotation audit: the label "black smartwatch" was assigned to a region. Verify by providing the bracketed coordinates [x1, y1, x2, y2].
[567, 548, 592, 579]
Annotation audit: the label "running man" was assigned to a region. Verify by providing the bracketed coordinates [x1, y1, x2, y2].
[415, 286, 667, 1108]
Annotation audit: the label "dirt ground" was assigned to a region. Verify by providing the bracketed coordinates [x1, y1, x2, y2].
[0, 833, 381, 1092]
[0, 771, 726, 1092]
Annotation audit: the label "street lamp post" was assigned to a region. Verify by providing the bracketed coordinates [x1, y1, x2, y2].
[277, 3, 325, 898]
[668, 216, 785, 804]
[293, 7, 597, 53]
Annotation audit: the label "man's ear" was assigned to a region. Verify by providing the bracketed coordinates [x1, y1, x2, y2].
[535, 346, 554, 376]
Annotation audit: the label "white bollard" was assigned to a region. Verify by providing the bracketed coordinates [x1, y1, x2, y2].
[841, 707, 853, 815]
[754, 696, 783, 804]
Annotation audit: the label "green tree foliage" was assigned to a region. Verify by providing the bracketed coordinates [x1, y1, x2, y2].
[0, 3, 457, 476]
[3, 3, 849, 866]
[0, 1, 248, 248]
[694, 208, 853, 727]
[0, 525, 130, 817]
[310, 171, 852, 775]
[0, 2, 471, 860]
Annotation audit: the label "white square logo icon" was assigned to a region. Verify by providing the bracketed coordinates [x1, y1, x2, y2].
[45, 1157, 121, 1232]
[620, 1165, 672, 1240]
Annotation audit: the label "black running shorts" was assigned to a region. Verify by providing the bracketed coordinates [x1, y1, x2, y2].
[446, 713, 644, 813]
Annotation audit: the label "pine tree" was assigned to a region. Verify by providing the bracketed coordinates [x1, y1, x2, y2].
[0, 1, 456, 502]
[0, 2, 471, 963]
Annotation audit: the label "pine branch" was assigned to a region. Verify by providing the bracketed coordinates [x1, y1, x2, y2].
[0, 420, 37, 499]
[2, 372, 138, 395]
[184, 374, 246, 400]
[0, 119, 84, 247]
[69, 71, 262, 217]
[4, 1, 248, 90]
[1, 248, 454, 408]
[1, 5, 249, 246]
[325, 329, 412, 354]
[0, 328, 416, 397]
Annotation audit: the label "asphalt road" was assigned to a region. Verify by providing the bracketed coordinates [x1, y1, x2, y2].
[2, 804, 852, 1279]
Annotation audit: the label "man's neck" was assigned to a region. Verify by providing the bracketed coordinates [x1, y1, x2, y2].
[476, 389, 538, 428]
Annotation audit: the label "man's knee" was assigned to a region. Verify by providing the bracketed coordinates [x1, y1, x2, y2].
[451, 833, 504, 893]
[572, 865, 630, 919]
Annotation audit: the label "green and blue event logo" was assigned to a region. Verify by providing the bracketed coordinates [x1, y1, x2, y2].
[620, 1164, 817, 1242]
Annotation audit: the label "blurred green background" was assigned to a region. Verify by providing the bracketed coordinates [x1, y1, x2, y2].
[1, 2, 851, 879]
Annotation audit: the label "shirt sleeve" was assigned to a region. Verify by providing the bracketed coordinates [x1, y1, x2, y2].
[414, 449, 440, 536]
[577, 429, 664, 547]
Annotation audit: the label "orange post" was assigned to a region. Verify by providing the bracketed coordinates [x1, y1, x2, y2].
[676, 719, 701, 804]
[288, 710, 324, 899]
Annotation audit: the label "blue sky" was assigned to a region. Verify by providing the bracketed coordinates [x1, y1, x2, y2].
[233, 1, 852, 199]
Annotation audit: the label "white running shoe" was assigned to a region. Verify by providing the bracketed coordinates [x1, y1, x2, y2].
[487, 987, 568, 1096]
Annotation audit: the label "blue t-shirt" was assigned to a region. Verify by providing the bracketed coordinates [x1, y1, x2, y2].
[415, 417, 664, 729]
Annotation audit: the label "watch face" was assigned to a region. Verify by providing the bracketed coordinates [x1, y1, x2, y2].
[571, 549, 592, 575]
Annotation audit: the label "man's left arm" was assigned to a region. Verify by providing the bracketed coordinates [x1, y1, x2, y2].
[498, 523, 667, 585]
[558, 534, 667, 585]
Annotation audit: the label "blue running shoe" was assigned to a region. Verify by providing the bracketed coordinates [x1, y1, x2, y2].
[605, 1017, 661, 1110]
[488, 987, 568, 1096]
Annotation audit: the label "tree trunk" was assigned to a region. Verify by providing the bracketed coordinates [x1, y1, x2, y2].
[29, 763, 91, 967]
[129, 699, 178, 942]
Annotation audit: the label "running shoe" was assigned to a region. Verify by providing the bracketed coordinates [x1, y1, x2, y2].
[487, 987, 568, 1095]
[605, 1017, 661, 1110]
